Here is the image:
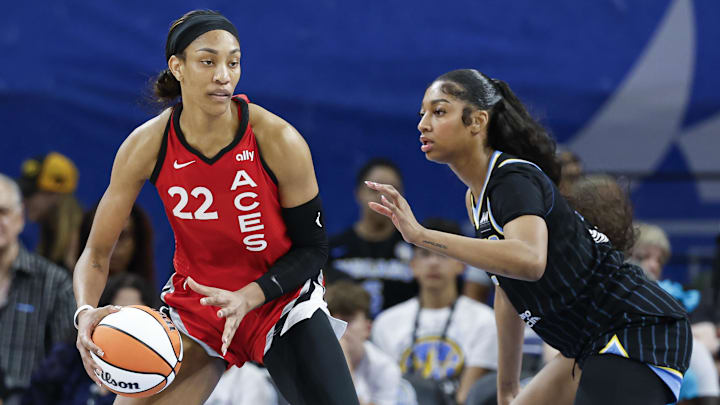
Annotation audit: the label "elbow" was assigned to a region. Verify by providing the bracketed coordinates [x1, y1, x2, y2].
[520, 255, 547, 282]
[525, 257, 547, 282]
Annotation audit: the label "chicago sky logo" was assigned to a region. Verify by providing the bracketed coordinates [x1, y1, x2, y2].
[400, 336, 464, 379]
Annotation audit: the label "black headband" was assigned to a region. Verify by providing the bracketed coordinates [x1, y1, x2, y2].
[165, 14, 240, 61]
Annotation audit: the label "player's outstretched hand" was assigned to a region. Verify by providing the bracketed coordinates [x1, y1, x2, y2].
[365, 181, 424, 244]
[76, 305, 122, 386]
[185, 277, 264, 356]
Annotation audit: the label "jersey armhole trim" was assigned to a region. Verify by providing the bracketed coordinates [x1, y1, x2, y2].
[256, 141, 279, 186]
[149, 110, 172, 185]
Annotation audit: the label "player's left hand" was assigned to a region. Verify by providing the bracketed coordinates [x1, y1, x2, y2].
[365, 181, 424, 244]
[185, 277, 264, 356]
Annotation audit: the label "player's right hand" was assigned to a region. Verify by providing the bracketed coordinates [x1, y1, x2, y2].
[75, 305, 121, 386]
[365, 181, 424, 244]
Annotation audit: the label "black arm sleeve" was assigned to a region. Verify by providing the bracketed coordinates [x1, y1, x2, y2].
[255, 194, 328, 303]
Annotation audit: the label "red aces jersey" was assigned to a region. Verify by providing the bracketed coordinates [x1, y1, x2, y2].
[150, 95, 299, 365]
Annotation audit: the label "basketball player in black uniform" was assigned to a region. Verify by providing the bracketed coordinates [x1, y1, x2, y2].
[366, 69, 690, 405]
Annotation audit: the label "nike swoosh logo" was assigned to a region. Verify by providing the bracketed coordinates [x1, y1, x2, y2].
[315, 212, 322, 228]
[173, 160, 196, 169]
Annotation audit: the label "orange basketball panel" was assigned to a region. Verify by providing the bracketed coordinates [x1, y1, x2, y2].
[93, 326, 172, 376]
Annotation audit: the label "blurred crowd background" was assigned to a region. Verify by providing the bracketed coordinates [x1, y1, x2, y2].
[1, 1, 718, 404]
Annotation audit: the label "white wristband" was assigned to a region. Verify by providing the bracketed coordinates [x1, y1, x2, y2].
[74, 304, 94, 330]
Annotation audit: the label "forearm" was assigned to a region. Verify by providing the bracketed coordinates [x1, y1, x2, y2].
[255, 194, 328, 303]
[457, 367, 489, 404]
[495, 287, 525, 394]
[73, 248, 111, 307]
[416, 228, 545, 281]
[255, 244, 326, 303]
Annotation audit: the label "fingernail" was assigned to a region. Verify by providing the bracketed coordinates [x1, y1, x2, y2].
[97, 350, 104, 357]
[183, 279, 189, 290]
[97, 381, 102, 388]
[113, 305, 121, 310]
[217, 310, 223, 317]
[200, 298, 206, 305]
[222, 347, 227, 356]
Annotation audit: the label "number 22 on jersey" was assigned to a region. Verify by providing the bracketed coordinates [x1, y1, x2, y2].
[167, 170, 267, 252]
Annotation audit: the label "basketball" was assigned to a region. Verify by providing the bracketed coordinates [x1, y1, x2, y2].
[90, 305, 183, 397]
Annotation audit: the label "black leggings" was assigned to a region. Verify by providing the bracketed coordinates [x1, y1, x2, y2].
[574, 355, 675, 405]
[264, 311, 360, 405]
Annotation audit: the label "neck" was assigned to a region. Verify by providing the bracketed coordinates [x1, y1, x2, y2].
[179, 99, 235, 141]
[449, 144, 494, 199]
[0, 241, 19, 275]
[354, 213, 395, 241]
[348, 343, 366, 367]
[419, 284, 458, 309]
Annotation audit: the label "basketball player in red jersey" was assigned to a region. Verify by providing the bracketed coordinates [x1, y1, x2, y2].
[73, 10, 359, 405]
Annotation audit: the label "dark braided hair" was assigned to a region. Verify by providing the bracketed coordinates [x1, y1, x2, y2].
[432, 69, 561, 184]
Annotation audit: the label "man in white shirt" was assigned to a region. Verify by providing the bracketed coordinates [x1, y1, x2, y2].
[326, 280, 405, 405]
[372, 218, 498, 405]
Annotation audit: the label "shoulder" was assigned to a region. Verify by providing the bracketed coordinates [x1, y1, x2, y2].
[248, 103, 307, 153]
[492, 160, 545, 181]
[117, 108, 173, 179]
[18, 248, 71, 286]
[123, 109, 171, 153]
[488, 159, 552, 193]
[247, 103, 316, 196]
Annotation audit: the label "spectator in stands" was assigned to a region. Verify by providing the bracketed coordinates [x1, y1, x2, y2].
[630, 223, 719, 405]
[690, 234, 720, 362]
[78, 203, 157, 286]
[327, 158, 416, 317]
[565, 174, 636, 255]
[326, 280, 404, 405]
[556, 148, 582, 196]
[17, 152, 83, 271]
[372, 218, 497, 405]
[22, 273, 158, 405]
[0, 174, 75, 404]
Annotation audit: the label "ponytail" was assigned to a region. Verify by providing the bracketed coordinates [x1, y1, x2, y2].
[433, 69, 561, 184]
[487, 80, 561, 184]
[152, 68, 181, 106]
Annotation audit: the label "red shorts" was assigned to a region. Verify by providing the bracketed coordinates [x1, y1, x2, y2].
[160, 273, 302, 366]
